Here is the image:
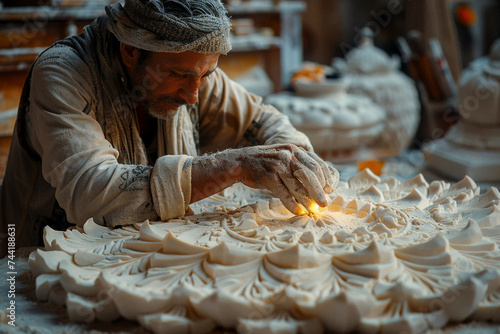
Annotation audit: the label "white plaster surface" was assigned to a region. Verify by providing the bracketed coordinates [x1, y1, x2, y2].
[423, 139, 500, 182]
[3, 170, 500, 333]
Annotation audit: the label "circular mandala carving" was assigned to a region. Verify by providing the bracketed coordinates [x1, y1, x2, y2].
[29, 170, 500, 333]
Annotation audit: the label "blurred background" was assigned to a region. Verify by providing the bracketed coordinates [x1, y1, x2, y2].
[1, 0, 499, 183]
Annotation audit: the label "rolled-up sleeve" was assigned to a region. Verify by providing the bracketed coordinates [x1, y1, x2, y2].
[150, 155, 191, 220]
[197, 69, 313, 153]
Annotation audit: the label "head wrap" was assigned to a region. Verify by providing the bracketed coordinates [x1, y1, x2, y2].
[106, 0, 232, 54]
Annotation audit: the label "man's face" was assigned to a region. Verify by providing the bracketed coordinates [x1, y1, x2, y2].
[125, 49, 220, 120]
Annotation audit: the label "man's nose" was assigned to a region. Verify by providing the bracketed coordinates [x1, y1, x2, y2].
[179, 77, 201, 105]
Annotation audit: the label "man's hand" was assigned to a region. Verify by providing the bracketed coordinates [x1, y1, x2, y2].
[235, 144, 339, 215]
[190, 144, 339, 215]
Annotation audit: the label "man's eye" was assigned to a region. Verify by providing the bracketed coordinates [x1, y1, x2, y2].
[170, 71, 185, 78]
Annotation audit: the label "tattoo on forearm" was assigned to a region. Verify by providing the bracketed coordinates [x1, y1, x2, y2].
[119, 165, 152, 191]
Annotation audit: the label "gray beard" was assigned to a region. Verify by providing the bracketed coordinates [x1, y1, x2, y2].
[145, 102, 184, 120]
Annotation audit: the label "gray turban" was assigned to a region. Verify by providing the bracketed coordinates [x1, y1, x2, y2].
[106, 0, 232, 54]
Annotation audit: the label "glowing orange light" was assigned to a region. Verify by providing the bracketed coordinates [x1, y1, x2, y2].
[308, 202, 320, 216]
[455, 4, 477, 27]
[357, 159, 386, 176]
[297, 206, 309, 216]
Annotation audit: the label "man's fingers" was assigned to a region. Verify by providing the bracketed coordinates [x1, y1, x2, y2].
[305, 150, 339, 193]
[325, 164, 340, 193]
[293, 168, 328, 207]
[270, 177, 304, 215]
[293, 149, 326, 188]
[294, 147, 339, 195]
[280, 173, 318, 212]
[238, 144, 339, 214]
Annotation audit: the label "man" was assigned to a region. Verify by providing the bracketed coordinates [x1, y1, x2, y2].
[0, 0, 338, 253]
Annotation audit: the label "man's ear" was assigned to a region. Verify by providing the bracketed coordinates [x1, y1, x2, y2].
[120, 43, 140, 69]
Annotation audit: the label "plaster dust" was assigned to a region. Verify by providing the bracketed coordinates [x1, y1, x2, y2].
[8, 170, 500, 334]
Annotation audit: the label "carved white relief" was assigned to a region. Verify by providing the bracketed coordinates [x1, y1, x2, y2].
[29, 170, 500, 334]
[337, 28, 421, 152]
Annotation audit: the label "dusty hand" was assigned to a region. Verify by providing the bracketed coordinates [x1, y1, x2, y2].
[233, 144, 339, 215]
